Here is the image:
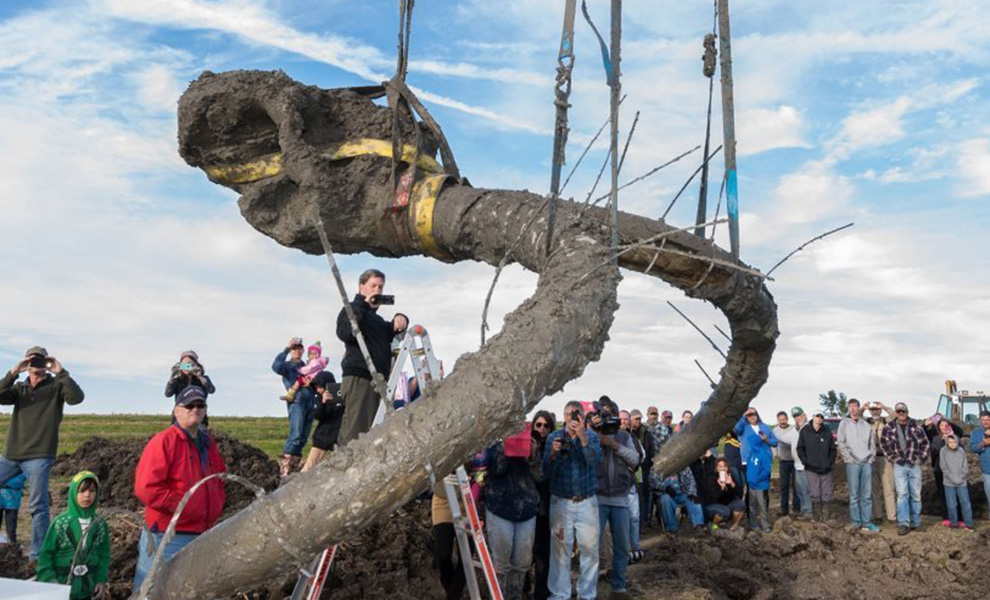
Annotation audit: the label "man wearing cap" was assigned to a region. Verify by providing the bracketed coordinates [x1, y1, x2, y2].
[797, 411, 837, 522]
[644, 410, 673, 527]
[272, 337, 318, 479]
[786, 408, 814, 519]
[133, 385, 226, 591]
[837, 399, 879, 532]
[628, 409, 653, 536]
[772, 411, 800, 517]
[336, 268, 409, 445]
[879, 402, 930, 535]
[866, 402, 897, 523]
[968, 411, 990, 520]
[0, 346, 84, 561]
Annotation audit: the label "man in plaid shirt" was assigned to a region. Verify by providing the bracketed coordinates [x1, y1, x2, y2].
[879, 402, 930, 535]
[543, 400, 602, 600]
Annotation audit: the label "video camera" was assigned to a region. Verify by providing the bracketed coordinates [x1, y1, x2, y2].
[372, 294, 395, 305]
[588, 411, 621, 436]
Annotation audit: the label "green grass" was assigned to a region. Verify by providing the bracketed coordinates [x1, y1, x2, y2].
[0, 414, 293, 459]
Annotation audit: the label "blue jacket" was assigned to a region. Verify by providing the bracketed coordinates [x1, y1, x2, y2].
[0, 473, 26, 510]
[734, 415, 778, 467]
[544, 429, 602, 499]
[272, 349, 316, 406]
[969, 426, 990, 475]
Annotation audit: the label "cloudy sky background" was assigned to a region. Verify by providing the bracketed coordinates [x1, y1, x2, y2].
[1, 0, 987, 420]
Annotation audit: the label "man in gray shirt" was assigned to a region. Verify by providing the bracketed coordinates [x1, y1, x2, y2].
[837, 399, 878, 532]
[774, 411, 800, 516]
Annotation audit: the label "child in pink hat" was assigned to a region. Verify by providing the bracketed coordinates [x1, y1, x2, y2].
[280, 341, 330, 401]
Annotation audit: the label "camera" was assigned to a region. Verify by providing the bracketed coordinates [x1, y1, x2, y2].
[589, 411, 621, 436]
[373, 294, 395, 305]
[179, 362, 195, 372]
[558, 436, 572, 454]
[28, 355, 53, 370]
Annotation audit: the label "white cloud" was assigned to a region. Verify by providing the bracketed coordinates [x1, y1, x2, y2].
[771, 161, 855, 225]
[737, 105, 811, 156]
[955, 138, 990, 196]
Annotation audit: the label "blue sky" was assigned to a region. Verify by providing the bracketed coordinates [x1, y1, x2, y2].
[0, 0, 987, 420]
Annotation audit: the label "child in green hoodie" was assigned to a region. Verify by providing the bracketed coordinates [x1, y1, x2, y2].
[37, 471, 111, 600]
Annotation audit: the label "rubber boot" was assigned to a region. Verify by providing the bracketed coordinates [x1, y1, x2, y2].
[280, 382, 299, 402]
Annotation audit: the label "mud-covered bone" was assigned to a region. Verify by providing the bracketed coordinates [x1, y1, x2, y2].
[143, 69, 778, 599]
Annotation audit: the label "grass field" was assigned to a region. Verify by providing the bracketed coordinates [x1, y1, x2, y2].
[0, 414, 293, 459]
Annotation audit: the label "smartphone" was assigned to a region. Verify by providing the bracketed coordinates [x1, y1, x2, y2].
[719, 471, 727, 483]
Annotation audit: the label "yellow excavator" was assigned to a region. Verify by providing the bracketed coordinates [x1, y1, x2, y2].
[937, 380, 990, 434]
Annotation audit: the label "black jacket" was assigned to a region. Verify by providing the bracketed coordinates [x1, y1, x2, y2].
[703, 465, 744, 506]
[312, 378, 345, 451]
[797, 424, 837, 474]
[336, 295, 407, 379]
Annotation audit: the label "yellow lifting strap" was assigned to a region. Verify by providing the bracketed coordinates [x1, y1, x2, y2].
[203, 138, 444, 184]
[412, 173, 451, 258]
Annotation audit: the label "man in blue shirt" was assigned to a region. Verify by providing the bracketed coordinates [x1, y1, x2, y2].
[544, 401, 602, 600]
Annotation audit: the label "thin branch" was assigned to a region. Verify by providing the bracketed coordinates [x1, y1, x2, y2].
[560, 94, 627, 194]
[617, 110, 640, 177]
[709, 172, 727, 241]
[694, 359, 717, 388]
[661, 145, 722, 219]
[766, 222, 855, 277]
[585, 145, 702, 209]
[661, 247, 771, 281]
[713, 323, 732, 342]
[667, 300, 727, 359]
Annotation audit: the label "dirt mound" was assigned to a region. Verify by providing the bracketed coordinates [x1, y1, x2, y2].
[630, 517, 990, 599]
[0, 543, 32, 579]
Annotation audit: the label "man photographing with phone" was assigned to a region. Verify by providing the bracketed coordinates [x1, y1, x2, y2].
[336, 268, 409, 444]
[0, 346, 85, 562]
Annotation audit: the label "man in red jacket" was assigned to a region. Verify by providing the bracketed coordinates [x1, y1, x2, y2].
[132, 385, 226, 592]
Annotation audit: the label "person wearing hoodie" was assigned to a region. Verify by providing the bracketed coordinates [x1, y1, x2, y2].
[939, 435, 974, 530]
[879, 402, 930, 536]
[484, 434, 543, 600]
[968, 411, 990, 520]
[591, 397, 640, 597]
[837, 399, 879, 532]
[927, 416, 964, 524]
[0, 472, 26, 544]
[734, 408, 777, 532]
[797, 412, 837, 522]
[37, 471, 110, 600]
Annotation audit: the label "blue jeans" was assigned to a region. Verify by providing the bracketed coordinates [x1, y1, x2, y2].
[795, 470, 813, 516]
[485, 511, 536, 600]
[626, 488, 640, 551]
[893, 463, 922, 527]
[660, 492, 705, 531]
[282, 393, 315, 456]
[945, 485, 973, 527]
[0, 456, 54, 560]
[133, 529, 199, 591]
[549, 495, 599, 600]
[846, 462, 873, 527]
[983, 474, 990, 519]
[598, 503, 630, 593]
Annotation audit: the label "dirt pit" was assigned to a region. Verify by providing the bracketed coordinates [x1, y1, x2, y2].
[5, 434, 990, 599]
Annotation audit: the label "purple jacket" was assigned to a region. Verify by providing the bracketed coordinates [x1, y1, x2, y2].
[879, 418, 930, 466]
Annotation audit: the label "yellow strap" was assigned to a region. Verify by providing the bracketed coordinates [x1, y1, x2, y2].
[202, 138, 443, 185]
[412, 173, 450, 258]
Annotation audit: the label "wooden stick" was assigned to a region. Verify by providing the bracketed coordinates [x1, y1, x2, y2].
[695, 359, 717, 388]
[717, 0, 740, 259]
[668, 300, 727, 359]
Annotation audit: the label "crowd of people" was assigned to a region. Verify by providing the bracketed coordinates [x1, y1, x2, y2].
[0, 269, 988, 599]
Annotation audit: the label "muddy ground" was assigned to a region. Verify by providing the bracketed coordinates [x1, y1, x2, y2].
[3, 435, 988, 599]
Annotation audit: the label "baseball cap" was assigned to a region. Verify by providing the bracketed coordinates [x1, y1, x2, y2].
[176, 386, 207, 407]
[661, 410, 673, 418]
[812, 411, 825, 418]
[894, 402, 908, 413]
[289, 338, 304, 349]
[25, 346, 48, 358]
[180, 350, 199, 362]
[790, 406, 805, 417]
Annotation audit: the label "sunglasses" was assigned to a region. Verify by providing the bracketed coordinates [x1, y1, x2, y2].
[648, 413, 658, 417]
[896, 409, 906, 414]
[534, 422, 549, 429]
[184, 402, 207, 410]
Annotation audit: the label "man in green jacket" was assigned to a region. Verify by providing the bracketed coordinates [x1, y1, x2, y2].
[0, 346, 85, 560]
[37, 471, 110, 599]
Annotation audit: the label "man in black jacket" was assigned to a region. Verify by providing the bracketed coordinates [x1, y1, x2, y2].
[336, 269, 408, 444]
[797, 412, 837, 522]
[302, 372, 345, 472]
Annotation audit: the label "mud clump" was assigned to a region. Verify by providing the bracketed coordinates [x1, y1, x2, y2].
[0, 543, 32, 579]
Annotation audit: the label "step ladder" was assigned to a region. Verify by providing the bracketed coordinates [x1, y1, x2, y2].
[445, 466, 503, 600]
[289, 545, 338, 600]
[373, 324, 442, 425]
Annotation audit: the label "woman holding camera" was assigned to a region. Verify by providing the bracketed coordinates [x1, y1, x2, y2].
[165, 350, 216, 400]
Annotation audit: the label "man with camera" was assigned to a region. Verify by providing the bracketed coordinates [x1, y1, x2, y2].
[336, 268, 408, 445]
[591, 397, 640, 597]
[0, 346, 84, 561]
[543, 400, 602, 600]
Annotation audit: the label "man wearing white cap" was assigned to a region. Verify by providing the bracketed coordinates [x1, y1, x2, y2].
[0, 346, 85, 560]
[879, 402, 930, 535]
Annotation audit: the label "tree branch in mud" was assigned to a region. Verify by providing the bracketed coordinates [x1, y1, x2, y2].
[140, 70, 778, 600]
